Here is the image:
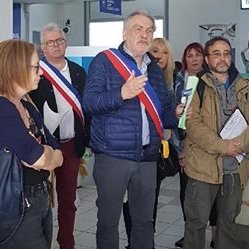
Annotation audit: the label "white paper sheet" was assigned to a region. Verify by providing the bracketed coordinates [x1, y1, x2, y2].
[220, 109, 248, 163]
[43, 101, 66, 135]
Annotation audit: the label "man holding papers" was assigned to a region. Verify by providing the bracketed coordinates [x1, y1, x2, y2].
[184, 36, 249, 249]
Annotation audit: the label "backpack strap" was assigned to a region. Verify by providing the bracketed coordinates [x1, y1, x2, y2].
[196, 79, 205, 109]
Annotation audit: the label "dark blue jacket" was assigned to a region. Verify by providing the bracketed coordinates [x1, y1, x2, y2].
[83, 43, 178, 161]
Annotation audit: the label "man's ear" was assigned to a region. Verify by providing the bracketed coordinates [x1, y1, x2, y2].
[205, 55, 208, 65]
[123, 30, 127, 41]
[40, 44, 45, 52]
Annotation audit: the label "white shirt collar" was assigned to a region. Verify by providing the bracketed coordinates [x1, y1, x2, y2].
[123, 45, 151, 67]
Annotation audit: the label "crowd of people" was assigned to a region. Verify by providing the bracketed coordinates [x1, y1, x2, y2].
[0, 8, 249, 249]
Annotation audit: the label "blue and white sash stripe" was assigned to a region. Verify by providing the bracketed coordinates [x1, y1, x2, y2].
[40, 58, 84, 124]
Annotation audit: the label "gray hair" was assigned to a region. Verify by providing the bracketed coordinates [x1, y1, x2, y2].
[123, 10, 156, 31]
[40, 23, 66, 44]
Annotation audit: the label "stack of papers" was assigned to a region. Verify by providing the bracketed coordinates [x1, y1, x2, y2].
[220, 109, 247, 163]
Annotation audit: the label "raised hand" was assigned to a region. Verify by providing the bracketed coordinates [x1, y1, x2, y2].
[121, 70, 147, 100]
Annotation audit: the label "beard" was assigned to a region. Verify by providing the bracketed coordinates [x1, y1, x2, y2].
[210, 61, 230, 74]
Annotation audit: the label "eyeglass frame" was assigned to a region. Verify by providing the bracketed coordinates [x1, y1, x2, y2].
[206, 51, 232, 59]
[30, 65, 40, 74]
[44, 38, 66, 47]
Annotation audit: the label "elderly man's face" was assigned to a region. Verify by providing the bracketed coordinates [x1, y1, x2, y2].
[123, 14, 155, 57]
[41, 31, 67, 61]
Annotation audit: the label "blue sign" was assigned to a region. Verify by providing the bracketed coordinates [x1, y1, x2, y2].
[100, 0, 121, 15]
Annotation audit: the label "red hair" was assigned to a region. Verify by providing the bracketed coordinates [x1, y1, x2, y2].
[181, 42, 205, 73]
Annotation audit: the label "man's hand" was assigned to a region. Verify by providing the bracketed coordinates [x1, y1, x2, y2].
[225, 140, 242, 157]
[21, 160, 41, 171]
[175, 104, 193, 119]
[121, 70, 147, 100]
[178, 151, 186, 169]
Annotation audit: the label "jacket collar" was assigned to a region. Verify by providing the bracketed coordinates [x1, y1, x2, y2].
[118, 42, 154, 66]
[199, 63, 248, 94]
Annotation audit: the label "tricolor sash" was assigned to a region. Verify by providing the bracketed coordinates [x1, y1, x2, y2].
[103, 49, 163, 139]
[40, 57, 84, 126]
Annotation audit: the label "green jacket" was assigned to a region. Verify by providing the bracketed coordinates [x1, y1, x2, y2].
[185, 64, 249, 188]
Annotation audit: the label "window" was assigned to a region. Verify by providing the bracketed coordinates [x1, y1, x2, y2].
[89, 19, 164, 47]
[241, 0, 249, 9]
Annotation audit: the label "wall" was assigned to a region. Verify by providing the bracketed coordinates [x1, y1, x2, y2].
[27, 2, 85, 45]
[89, 0, 167, 42]
[62, 2, 85, 46]
[0, 0, 12, 41]
[238, 7, 249, 73]
[169, 0, 236, 59]
[90, 0, 166, 19]
[29, 4, 60, 43]
[27, 0, 165, 46]
[169, 0, 249, 73]
[25, 0, 249, 72]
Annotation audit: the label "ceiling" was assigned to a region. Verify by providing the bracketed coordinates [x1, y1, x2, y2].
[14, 0, 73, 3]
[14, 0, 132, 3]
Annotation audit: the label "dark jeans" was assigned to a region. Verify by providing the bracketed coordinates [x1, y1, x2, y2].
[184, 178, 220, 249]
[123, 173, 163, 248]
[0, 182, 52, 249]
[184, 174, 247, 249]
[215, 174, 249, 249]
[55, 139, 80, 249]
[93, 154, 157, 249]
[179, 170, 217, 225]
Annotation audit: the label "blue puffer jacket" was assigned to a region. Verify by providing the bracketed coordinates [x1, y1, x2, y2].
[83, 43, 178, 162]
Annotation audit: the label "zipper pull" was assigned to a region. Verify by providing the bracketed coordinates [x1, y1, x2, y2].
[25, 198, 31, 208]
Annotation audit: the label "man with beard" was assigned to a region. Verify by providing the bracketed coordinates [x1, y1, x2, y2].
[183, 36, 249, 249]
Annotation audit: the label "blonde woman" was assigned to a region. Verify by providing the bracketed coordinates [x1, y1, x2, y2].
[149, 37, 175, 90]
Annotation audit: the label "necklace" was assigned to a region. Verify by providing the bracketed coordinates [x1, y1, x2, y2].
[16, 101, 38, 134]
[28, 116, 39, 135]
[16, 102, 29, 128]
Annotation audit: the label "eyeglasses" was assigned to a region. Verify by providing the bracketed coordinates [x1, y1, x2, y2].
[207, 52, 232, 59]
[132, 25, 155, 35]
[30, 65, 40, 74]
[45, 38, 65, 47]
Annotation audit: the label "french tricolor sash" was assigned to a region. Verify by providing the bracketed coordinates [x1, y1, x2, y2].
[103, 48, 163, 139]
[40, 57, 84, 126]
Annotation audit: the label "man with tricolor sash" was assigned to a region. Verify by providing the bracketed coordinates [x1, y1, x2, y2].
[83, 10, 185, 249]
[30, 23, 89, 249]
